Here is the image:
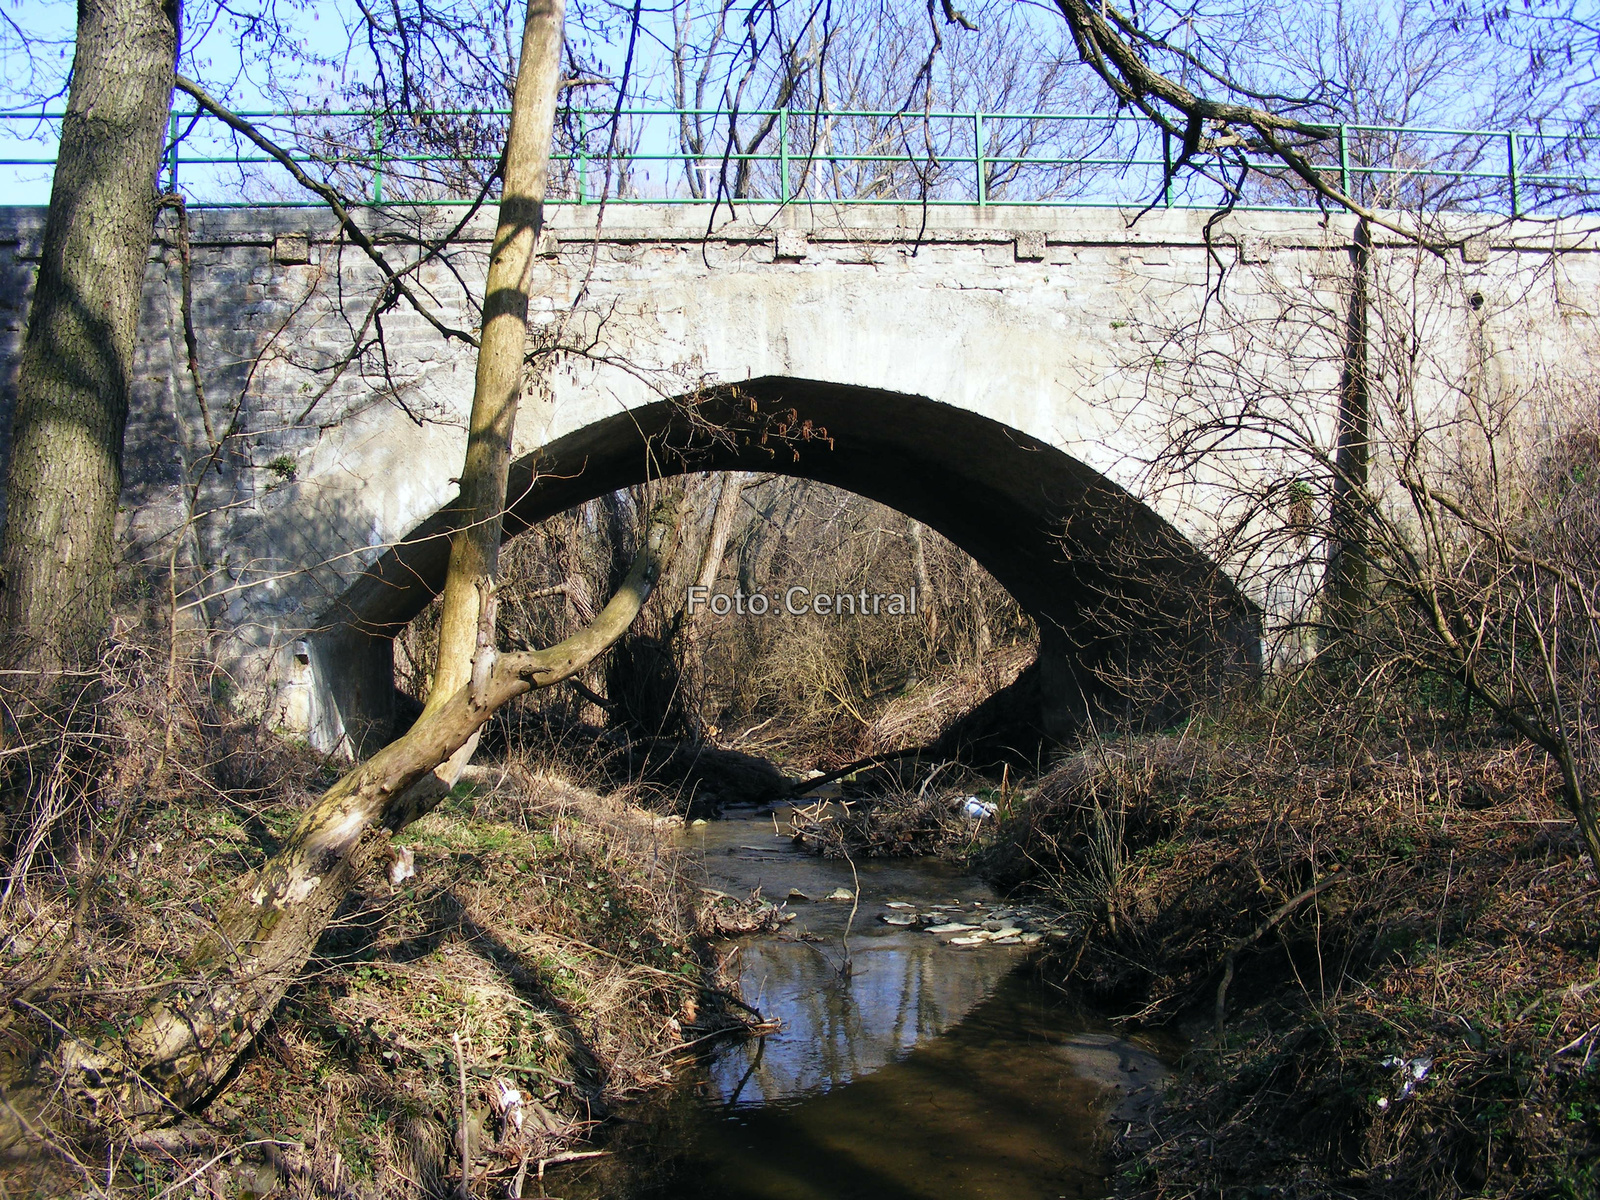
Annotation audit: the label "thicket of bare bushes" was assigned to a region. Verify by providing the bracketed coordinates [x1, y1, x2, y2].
[398, 475, 1036, 785]
[1123, 229, 1600, 876]
[948, 355, 1600, 1197]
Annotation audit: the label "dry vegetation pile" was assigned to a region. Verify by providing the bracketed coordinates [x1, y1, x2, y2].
[981, 728, 1599, 1200]
[787, 767, 1010, 858]
[0, 652, 760, 1198]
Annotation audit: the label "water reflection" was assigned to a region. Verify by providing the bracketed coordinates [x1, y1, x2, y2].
[711, 967, 1124, 1197]
[560, 811, 1161, 1200]
[713, 931, 1015, 1104]
[692, 808, 1023, 1105]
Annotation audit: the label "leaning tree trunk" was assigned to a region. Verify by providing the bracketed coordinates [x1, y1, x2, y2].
[398, 0, 566, 810]
[678, 472, 747, 735]
[426, 0, 565, 705]
[2, 0, 178, 669]
[24, 0, 586, 1127]
[50, 501, 680, 1122]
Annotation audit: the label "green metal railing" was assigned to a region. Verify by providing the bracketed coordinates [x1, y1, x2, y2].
[4, 106, 1597, 213]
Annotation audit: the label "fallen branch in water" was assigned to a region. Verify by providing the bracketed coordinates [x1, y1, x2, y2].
[788, 747, 928, 796]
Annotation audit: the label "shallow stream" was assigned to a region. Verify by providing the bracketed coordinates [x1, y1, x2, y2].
[560, 805, 1168, 1200]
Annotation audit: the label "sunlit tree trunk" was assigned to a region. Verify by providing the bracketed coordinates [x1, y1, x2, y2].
[405, 0, 566, 800]
[51, 503, 679, 1119]
[689, 473, 746, 616]
[908, 518, 938, 646]
[2, 0, 178, 668]
[18, 0, 652, 1126]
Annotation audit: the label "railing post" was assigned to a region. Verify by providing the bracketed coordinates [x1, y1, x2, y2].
[779, 107, 789, 203]
[167, 110, 180, 193]
[372, 113, 384, 204]
[974, 111, 986, 206]
[577, 112, 588, 205]
[1508, 130, 1521, 217]
[1338, 124, 1349, 197]
[1162, 128, 1173, 206]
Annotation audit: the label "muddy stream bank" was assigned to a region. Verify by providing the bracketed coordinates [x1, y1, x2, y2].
[552, 803, 1170, 1200]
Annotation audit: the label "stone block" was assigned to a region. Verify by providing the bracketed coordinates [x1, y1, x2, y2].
[273, 233, 312, 265]
[1014, 231, 1047, 262]
[775, 230, 808, 261]
[1238, 236, 1271, 264]
[1461, 235, 1490, 263]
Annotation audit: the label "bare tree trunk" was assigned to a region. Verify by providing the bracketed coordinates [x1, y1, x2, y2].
[1, 0, 178, 668]
[11, 0, 593, 1129]
[964, 553, 992, 660]
[1323, 221, 1371, 641]
[677, 473, 746, 735]
[908, 518, 938, 646]
[408, 0, 565, 799]
[689, 473, 746, 612]
[49, 501, 679, 1122]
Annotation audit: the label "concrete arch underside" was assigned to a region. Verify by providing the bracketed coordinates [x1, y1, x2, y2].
[313, 377, 1261, 755]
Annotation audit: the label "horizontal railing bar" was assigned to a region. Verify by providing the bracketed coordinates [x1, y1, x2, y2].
[0, 106, 1597, 141]
[4, 105, 1596, 215]
[130, 196, 1501, 210]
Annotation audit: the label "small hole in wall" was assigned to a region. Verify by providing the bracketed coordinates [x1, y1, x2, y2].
[1469, 291, 1486, 311]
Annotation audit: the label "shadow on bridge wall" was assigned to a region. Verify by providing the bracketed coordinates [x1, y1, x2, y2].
[314, 377, 1261, 756]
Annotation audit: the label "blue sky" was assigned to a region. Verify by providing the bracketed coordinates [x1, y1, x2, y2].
[2, 0, 1593, 211]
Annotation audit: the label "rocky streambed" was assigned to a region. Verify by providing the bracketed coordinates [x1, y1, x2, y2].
[874, 899, 1056, 945]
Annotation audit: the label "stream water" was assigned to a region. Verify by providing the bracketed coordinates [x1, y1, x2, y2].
[560, 804, 1169, 1200]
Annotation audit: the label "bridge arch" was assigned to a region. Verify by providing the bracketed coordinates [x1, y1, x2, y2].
[308, 377, 1260, 754]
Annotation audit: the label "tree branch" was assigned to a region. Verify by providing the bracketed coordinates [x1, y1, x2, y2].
[172, 75, 482, 348]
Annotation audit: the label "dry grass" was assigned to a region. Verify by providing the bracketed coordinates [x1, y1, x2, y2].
[982, 727, 1600, 1199]
[0, 649, 758, 1198]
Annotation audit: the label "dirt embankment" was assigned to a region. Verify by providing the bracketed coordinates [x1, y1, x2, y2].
[1, 713, 762, 1198]
[983, 732, 1600, 1200]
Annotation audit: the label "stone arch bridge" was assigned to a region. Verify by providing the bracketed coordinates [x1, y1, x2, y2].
[0, 203, 1592, 755]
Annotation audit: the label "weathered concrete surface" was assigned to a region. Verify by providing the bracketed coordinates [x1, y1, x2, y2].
[1, 203, 1596, 753]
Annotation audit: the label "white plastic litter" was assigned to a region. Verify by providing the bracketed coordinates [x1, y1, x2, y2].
[960, 797, 998, 820]
[386, 845, 416, 887]
[490, 1077, 524, 1135]
[1379, 1055, 1434, 1103]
